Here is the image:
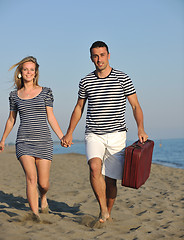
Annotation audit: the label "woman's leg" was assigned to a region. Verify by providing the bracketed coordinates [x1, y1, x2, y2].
[19, 155, 39, 215]
[36, 159, 51, 211]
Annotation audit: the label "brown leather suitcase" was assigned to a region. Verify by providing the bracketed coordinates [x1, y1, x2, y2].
[122, 140, 154, 189]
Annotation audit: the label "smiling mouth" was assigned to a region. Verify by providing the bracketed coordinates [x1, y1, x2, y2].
[98, 63, 103, 67]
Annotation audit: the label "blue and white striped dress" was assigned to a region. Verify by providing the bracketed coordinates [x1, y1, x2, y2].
[9, 87, 54, 161]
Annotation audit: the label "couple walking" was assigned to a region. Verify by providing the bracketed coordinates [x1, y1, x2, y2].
[0, 41, 148, 223]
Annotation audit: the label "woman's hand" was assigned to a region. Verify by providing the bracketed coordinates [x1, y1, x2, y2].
[60, 134, 73, 148]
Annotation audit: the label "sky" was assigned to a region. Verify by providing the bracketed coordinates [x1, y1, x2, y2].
[0, 0, 184, 143]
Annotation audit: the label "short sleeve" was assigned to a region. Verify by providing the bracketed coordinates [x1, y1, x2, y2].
[9, 91, 17, 111]
[118, 73, 136, 97]
[78, 79, 87, 99]
[123, 76, 136, 96]
[45, 88, 54, 107]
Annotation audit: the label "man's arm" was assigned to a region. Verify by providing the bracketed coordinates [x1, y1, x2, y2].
[127, 93, 148, 143]
[61, 98, 86, 147]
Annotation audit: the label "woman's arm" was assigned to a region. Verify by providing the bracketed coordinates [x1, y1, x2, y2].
[0, 111, 17, 152]
[46, 106, 64, 140]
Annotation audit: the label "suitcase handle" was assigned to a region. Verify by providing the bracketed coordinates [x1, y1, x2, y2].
[132, 139, 150, 148]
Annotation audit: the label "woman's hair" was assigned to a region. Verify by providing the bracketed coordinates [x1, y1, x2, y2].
[9, 56, 39, 90]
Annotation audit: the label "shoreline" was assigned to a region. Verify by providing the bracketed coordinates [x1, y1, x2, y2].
[4, 143, 184, 170]
[0, 147, 184, 239]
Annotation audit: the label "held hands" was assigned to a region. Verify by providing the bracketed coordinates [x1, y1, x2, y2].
[138, 129, 148, 143]
[60, 134, 73, 148]
[0, 141, 5, 152]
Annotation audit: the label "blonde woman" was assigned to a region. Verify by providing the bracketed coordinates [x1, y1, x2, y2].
[0, 56, 63, 221]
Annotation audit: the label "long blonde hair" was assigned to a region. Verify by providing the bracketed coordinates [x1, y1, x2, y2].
[9, 56, 39, 90]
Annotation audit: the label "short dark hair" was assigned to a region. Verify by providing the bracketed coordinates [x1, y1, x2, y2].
[90, 41, 109, 55]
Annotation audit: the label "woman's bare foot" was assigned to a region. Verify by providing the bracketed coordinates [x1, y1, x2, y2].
[22, 212, 41, 223]
[32, 213, 41, 222]
[40, 193, 49, 213]
[40, 205, 49, 214]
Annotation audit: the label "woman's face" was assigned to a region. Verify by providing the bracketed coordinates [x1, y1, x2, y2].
[21, 61, 36, 82]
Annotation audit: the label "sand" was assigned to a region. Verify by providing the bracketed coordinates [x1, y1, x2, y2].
[0, 145, 184, 240]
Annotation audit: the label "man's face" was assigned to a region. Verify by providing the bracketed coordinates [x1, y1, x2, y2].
[91, 47, 110, 71]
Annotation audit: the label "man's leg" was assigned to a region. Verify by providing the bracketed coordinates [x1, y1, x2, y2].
[105, 176, 117, 215]
[88, 157, 109, 222]
[102, 131, 126, 215]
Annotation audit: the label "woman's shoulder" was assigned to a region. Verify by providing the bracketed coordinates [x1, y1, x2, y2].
[9, 89, 17, 98]
[42, 86, 52, 92]
[41, 87, 54, 100]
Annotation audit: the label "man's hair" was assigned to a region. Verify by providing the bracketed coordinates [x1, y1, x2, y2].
[90, 41, 109, 55]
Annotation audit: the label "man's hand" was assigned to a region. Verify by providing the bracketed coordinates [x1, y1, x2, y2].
[138, 129, 148, 143]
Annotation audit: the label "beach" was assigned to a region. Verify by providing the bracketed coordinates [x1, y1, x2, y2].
[0, 146, 184, 240]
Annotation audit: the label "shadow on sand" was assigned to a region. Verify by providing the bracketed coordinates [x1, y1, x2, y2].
[0, 190, 82, 218]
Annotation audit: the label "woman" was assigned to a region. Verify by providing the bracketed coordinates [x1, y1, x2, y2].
[0, 56, 63, 221]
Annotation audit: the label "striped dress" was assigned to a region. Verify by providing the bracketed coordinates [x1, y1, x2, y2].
[9, 87, 54, 161]
[78, 68, 136, 135]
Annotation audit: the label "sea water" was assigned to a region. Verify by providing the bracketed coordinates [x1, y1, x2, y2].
[53, 138, 184, 169]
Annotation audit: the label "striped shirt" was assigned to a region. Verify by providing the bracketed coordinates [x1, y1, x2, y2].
[9, 87, 53, 143]
[78, 68, 136, 134]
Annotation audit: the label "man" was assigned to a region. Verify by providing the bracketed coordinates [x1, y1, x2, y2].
[61, 41, 148, 223]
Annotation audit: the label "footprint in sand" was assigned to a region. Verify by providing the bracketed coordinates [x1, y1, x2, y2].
[8, 212, 53, 224]
[79, 215, 113, 229]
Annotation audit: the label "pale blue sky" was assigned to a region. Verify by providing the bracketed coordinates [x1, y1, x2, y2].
[0, 0, 184, 142]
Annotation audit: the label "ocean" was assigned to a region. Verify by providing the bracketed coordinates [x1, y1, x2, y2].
[53, 138, 184, 169]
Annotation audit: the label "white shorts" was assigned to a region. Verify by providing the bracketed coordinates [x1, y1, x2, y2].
[85, 131, 126, 180]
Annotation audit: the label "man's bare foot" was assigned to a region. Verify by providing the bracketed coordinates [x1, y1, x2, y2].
[99, 212, 110, 223]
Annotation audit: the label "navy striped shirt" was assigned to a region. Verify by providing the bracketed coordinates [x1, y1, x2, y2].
[78, 69, 136, 134]
[9, 87, 53, 143]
